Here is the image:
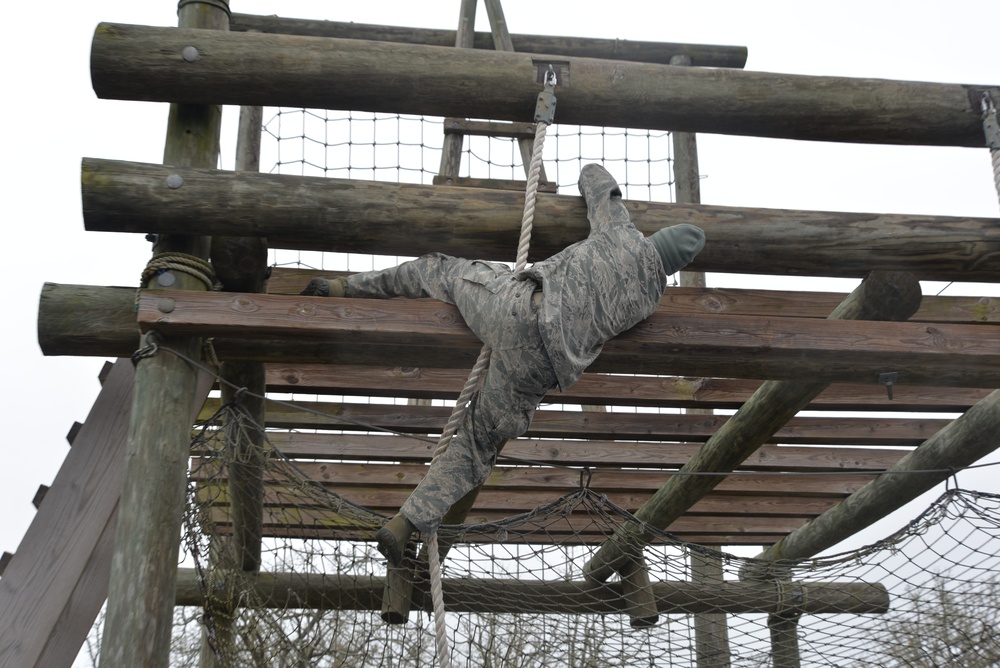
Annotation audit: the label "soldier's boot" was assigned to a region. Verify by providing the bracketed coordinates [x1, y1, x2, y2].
[300, 276, 348, 297]
[376, 513, 416, 567]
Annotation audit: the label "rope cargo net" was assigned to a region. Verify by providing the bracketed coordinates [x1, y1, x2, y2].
[176, 400, 1000, 667]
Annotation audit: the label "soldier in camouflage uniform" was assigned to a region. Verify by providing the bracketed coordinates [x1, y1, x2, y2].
[302, 164, 705, 566]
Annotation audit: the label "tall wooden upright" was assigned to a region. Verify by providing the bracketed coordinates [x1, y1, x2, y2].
[99, 2, 228, 666]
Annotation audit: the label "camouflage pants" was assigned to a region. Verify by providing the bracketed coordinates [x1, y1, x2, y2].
[346, 253, 558, 532]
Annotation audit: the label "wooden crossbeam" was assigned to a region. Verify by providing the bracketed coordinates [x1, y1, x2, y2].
[81, 158, 1000, 280]
[228, 14, 749, 68]
[227, 433, 908, 472]
[90, 23, 999, 146]
[132, 290, 1000, 388]
[259, 364, 993, 411]
[174, 569, 888, 615]
[192, 460, 876, 497]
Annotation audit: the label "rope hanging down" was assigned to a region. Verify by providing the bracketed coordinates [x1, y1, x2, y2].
[425, 69, 558, 668]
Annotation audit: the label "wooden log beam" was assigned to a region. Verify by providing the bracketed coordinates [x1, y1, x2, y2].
[228, 14, 749, 68]
[38, 283, 1000, 387]
[99, 5, 227, 667]
[259, 364, 992, 412]
[90, 23, 998, 146]
[81, 158, 1000, 281]
[37, 282, 994, 409]
[583, 271, 922, 583]
[746, 389, 1000, 570]
[240, 433, 908, 472]
[194, 461, 874, 498]
[137, 288, 1000, 388]
[173, 569, 888, 615]
[200, 484, 847, 521]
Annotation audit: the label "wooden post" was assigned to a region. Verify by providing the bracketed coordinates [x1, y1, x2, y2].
[99, 2, 228, 667]
[746, 388, 1000, 569]
[197, 101, 267, 668]
[768, 611, 802, 668]
[671, 53, 731, 666]
[437, 0, 476, 180]
[583, 270, 922, 583]
[691, 550, 732, 667]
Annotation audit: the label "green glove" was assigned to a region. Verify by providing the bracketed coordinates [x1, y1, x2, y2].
[649, 224, 706, 275]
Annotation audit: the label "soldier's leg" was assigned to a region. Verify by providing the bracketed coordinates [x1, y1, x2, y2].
[398, 289, 557, 534]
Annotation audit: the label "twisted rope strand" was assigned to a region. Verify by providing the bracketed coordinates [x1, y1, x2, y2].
[427, 109, 553, 668]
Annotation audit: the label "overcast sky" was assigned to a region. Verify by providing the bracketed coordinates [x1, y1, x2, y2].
[2, 0, 998, 620]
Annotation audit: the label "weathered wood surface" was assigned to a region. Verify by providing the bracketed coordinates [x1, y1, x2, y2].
[38, 282, 997, 407]
[99, 5, 227, 667]
[198, 398, 946, 446]
[0, 362, 213, 668]
[39, 283, 1000, 386]
[82, 158, 1000, 280]
[228, 432, 907, 472]
[90, 23, 998, 146]
[266, 267, 1000, 324]
[210, 506, 809, 541]
[194, 460, 874, 496]
[174, 568, 887, 615]
[228, 14, 749, 68]
[136, 289, 1000, 388]
[259, 364, 992, 411]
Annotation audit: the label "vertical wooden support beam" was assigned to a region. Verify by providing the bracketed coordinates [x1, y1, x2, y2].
[619, 554, 658, 628]
[482, 0, 550, 183]
[691, 549, 732, 667]
[671, 60, 731, 664]
[437, 0, 477, 180]
[583, 270, 922, 583]
[768, 611, 803, 668]
[99, 2, 228, 667]
[197, 104, 267, 668]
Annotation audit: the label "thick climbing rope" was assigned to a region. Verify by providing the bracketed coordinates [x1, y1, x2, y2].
[982, 92, 1000, 208]
[426, 71, 557, 668]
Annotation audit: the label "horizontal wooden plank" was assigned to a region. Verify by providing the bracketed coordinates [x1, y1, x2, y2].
[82, 159, 1000, 280]
[228, 14, 750, 68]
[206, 505, 812, 537]
[197, 481, 844, 519]
[91, 23, 998, 146]
[207, 524, 789, 546]
[198, 398, 945, 445]
[266, 268, 1000, 325]
[140, 290, 1000, 388]
[261, 364, 992, 411]
[192, 460, 875, 496]
[232, 432, 908, 472]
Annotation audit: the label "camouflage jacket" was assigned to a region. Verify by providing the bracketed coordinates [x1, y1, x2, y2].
[519, 165, 667, 391]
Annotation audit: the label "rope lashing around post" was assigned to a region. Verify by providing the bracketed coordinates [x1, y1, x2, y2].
[981, 92, 1000, 209]
[138, 252, 220, 365]
[140, 252, 217, 291]
[425, 69, 558, 668]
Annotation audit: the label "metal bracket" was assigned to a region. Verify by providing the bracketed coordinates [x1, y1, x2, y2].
[878, 371, 899, 400]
